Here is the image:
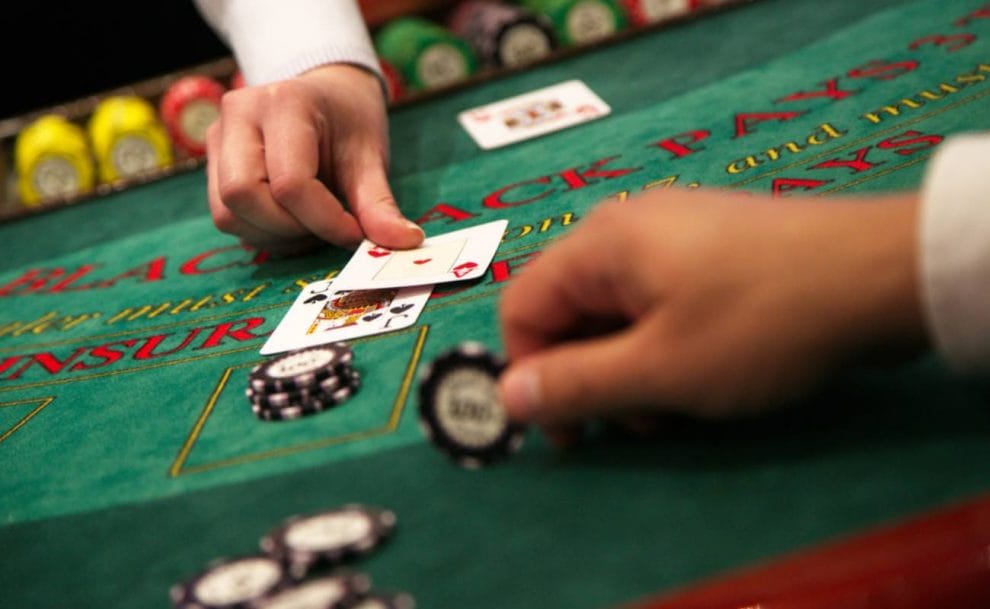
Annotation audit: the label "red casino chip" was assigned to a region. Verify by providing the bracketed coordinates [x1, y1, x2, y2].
[159, 75, 226, 157]
[621, 0, 699, 27]
[379, 59, 405, 102]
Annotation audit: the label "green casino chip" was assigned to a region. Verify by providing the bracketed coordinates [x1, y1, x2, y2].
[374, 17, 478, 91]
[519, 0, 627, 46]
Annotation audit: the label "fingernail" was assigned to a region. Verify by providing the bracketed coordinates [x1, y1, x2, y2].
[404, 220, 425, 237]
[499, 367, 542, 421]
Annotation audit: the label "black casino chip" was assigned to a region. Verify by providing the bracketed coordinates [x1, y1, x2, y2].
[260, 505, 397, 578]
[351, 591, 416, 609]
[249, 368, 361, 422]
[417, 342, 525, 468]
[247, 345, 360, 422]
[449, 0, 558, 68]
[342, 367, 362, 392]
[245, 374, 344, 409]
[249, 572, 372, 609]
[250, 399, 326, 422]
[170, 554, 288, 609]
[249, 344, 353, 393]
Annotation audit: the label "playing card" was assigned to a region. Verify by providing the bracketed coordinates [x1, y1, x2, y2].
[458, 80, 611, 150]
[260, 280, 434, 355]
[332, 219, 508, 290]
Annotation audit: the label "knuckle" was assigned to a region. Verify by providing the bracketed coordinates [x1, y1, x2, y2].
[217, 174, 260, 208]
[268, 173, 307, 204]
[267, 81, 296, 102]
[211, 208, 240, 235]
[220, 88, 249, 112]
[368, 192, 398, 209]
[265, 81, 309, 112]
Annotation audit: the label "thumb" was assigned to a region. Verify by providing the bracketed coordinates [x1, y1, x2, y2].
[343, 161, 424, 249]
[498, 328, 653, 425]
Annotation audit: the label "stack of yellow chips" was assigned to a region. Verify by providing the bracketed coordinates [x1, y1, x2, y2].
[87, 95, 173, 183]
[14, 114, 96, 207]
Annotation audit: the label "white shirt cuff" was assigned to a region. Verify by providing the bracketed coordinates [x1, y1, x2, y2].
[193, 0, 382, 86]
[920, 133, 990, 375]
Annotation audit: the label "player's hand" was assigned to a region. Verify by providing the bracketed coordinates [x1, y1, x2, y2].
[205, 64, 424, 253]
[498, 189, 928, 438]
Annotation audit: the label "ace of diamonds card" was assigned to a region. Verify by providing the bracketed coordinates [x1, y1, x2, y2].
[332, 220, 508, 290]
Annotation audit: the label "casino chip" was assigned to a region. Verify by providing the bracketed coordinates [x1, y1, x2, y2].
[87, 95, 173, 183]
[248, 344, 359, 421]
[521, 0, 627, 46]
[159, 75, 226, 157]
[250, 344, 353, 393]
[621, 0, 697, 26]
[260, 505, 397, 578]
[448, 0, 558, 68]
[14, 114, 96, 207]
[379, 59, 406, 103]
[374, 17, 478, 91]
[250, 573, 372, 609]
[170, 554, 288, 609]
[351, 591, 416, 609]
[417, 342, 525, 469]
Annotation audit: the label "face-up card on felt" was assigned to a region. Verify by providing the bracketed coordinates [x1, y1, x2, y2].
[332, 219, 508, 290]
[260, 280, 433, 355]
[458, 80, 611, 150]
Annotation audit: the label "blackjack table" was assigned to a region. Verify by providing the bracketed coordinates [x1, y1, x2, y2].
[3, 0, 990, 607]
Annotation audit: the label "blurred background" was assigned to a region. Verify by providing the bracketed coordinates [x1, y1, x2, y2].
[0, 2, 228, 120]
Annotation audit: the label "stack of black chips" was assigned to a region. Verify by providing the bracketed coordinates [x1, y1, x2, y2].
[247, 344, 361, 421]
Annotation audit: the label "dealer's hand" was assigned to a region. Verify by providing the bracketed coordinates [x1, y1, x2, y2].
[498, 189, 928, 439]
[205, 64, 424, 253]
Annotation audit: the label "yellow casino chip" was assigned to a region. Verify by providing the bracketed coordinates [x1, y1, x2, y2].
[14, 114, 96, 207]
[88, 95, 173, 183]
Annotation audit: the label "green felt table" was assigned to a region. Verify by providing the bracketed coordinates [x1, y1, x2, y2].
[3, 0, 990, 607]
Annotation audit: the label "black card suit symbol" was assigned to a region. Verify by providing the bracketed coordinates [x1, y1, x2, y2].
[385, 314, 409, 328]
[363, 312, 383, 322]
[304, 294, 328, 304]
[390, 304, 414, 314]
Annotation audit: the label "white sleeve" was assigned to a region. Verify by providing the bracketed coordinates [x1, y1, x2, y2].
[192, 0, 381, 86]
[920, 133, 990, 376]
